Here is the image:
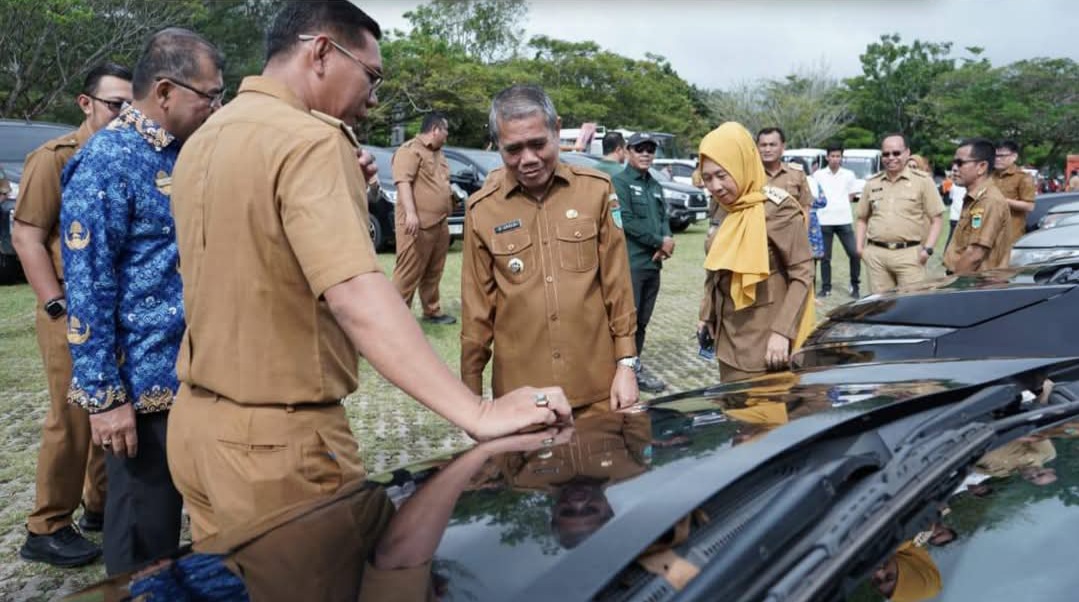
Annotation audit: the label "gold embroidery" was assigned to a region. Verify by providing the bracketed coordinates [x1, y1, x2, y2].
[67, 385, 128, 411]
[155, 170, 173, 196]
[65, 221, 90, 250]
[138, 387, 175, 412]
[67, 316, 91, 345]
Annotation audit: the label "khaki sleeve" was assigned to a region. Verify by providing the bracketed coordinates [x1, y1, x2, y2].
[459, 204, 495, 395]
[855, 186, 872, 220]
[358, 561, 433, 602]
[922, 178, 946, 217]
[699, 271, 716, 324]
[797, 172, 814, 210]
[1019, 173, 1037, 202]
[598, 186, 638, 360]
[769, 202, 813, 340]
[278, 136, 380, 298]
[392, 145, 421, 185]
[969, 199, 1009, 251]
[12, 147, 64, 229]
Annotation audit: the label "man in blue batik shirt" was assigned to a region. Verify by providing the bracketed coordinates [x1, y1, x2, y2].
[60, 28, 224, 575]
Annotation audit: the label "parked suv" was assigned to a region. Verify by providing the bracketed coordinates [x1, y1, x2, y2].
[442, 147, 502, 244]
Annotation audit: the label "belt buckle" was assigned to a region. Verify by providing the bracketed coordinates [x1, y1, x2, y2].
[887, 241, 899, 250]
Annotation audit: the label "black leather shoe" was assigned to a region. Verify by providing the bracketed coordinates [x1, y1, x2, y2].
[636, 368, 667, 394]
[19, 526, 101, 568]
[422, 314, 457, 325]
[849, 285, 860, 299]
[818, 288, 831, 298]
[78, 509, 104, 532]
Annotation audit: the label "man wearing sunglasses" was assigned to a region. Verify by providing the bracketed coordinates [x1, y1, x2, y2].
[943, 138, 1011, 275]
[855, 133, 945, 294]
[60, 28, 223, 575]
[613, 132, 674, 393]
[12, 61, 131, 569]
[168, 1, 571, 543]
[991, 140, 1037, 245]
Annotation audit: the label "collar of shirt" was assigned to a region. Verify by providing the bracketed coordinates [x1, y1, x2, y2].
[765, 163, 787, 178]
[965, 181, 992, 204]
[503, 161, 573, 200]
[997, 164, 1019, 177]
[109, 105, 176, 152]
[624, 166, 653, 183]
[237, 75, 307, 112]
[74, 120, 93, 147]
[883, 167, 914, 183]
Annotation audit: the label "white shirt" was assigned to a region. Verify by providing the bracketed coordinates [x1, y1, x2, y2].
[813, 167, 857, 226]
[949, 184, 967, 221]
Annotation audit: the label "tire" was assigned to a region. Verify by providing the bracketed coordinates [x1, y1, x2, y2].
[369, 214, 384, 252]
[670, 221, 690, 233]
[0, 252, 23, 284]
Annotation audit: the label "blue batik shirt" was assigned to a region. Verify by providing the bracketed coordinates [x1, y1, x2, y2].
[60, 105, 184, 414]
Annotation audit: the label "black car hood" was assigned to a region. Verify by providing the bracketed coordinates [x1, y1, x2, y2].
[826, 267, 1075, 327]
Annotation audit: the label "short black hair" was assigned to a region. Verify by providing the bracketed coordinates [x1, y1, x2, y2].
[881, 132, 909, 149]
[421, 111, 447, 133]
[266, 0, 382, 63]
[959, 137, 996, 169]
[82, 62, 132, 96]
[998, 139, 1021, 155]
[825, 143, 844, 155]
[132, 28, 223, 100]
[602, 131, 625, 155]
[756, 127, 786, 143]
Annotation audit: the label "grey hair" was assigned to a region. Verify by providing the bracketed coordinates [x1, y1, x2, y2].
[488, 84, 558, 143]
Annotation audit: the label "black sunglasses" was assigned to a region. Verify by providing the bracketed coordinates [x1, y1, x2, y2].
[157, 77, 225, 106]
[87, 94, 126, 113]
[952, 158, 983, 166]
[882, 151, 905, 158]
[632, 145, 657, 154]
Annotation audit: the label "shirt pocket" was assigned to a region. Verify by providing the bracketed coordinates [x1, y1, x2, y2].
[555, 220, 599, 272]
[490, 231, 536, 285]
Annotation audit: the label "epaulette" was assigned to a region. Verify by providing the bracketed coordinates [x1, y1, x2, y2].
[565, 163, 612, 182]
[867, 170, 885, 180]
[43, 134, 79, 152]
[786, 161, 804, 172]
[910, 168, 932, 179]
[309, 110, 360, 149]
[467, 170, 504, 210]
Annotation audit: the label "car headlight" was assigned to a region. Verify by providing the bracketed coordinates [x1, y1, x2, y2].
[1011, 247, 1079, 267]
[663, 189, 690, 203]
[1039, 212, 1078, 229]
[814, 322, 955, 344]
[9, 182, 18, 200]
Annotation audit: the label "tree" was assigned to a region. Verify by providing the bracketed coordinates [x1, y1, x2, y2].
[706, 65, 852, 148]
[0, 0, 205, 120]
[843, 33, 955, 148]
[404, 0, 527, 63]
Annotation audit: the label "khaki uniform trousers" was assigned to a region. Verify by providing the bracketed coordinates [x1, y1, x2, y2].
[862, 245, 926, 294]
[391, 220, 450, 317]
[719, 360, 764, 384]
[167, 384, 366, 542]
[27, 305, 107, 535]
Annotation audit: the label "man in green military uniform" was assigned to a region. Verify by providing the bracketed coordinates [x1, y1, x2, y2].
[612, 133, 674, 393]
[593, 131, 626, 176]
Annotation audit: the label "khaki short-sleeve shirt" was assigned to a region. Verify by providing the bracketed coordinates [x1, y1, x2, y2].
[943, 182, 1011, 273]
[459, 163, 637, 407]
[392, 136, 452, 228]
[172, 76, 380, 405]
[991, 165, 1037, 242]
[856, 168, 945, 243]
[12, 122, 91, 278]
[766, 163, 814, 210]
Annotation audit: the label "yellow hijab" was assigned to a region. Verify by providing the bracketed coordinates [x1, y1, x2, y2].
[700, 123, 769, 310]
[699, 123, 816, 348]
[891, 541, 943, 602]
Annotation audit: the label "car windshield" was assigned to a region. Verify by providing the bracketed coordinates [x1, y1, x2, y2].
[651, 168, 672, 182]
[366, 147, 394, 182]
[462, 150, 504, 173]
[843, 156, 877, 179]
[0, 123, 76, 162]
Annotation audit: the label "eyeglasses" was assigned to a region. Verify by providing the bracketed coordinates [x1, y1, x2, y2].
[952, 158, 982, 166]
[157, 77, 225, 107]
[881, 151, 905, 158]
[631, 145, 657, 154]
[298, 34, 383, 97]
[995, 152, 1015, 158]
[86, 94, 127, 113]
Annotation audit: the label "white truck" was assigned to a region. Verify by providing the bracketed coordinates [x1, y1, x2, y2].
[841, 149, 882, 201]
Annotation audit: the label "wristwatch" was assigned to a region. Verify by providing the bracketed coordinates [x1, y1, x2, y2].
[617, 356, 641, 372]
[922, 246, 934, 256]
[44, 296, 66, 319]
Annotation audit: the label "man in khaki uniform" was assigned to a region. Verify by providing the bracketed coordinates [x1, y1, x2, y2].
[11, 62, 131, 567]
[391, 112, 456, 324]
[992, 140, 1037, 245]
[756, 127, 814, 210]
[855, 134, 945, 293]
[168, 2, 571, 543]
[944, 138, 1012, 275]
[461, 84, 639, 417]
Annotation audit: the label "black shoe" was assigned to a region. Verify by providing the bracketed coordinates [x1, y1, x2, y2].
[422, 314, 457, 325]
[849, 285, 860, 299]
[636, 368, 667, 394]
[78, 509, 104, 533]
[19, 526, 101, 568]
[818, 288, 831, 298]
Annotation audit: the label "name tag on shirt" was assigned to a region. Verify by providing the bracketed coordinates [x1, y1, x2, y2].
[494, 219, 522, 234]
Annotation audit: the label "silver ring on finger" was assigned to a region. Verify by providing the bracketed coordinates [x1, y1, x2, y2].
[101, 439, 112, 447]
[533, 392, 549, 408]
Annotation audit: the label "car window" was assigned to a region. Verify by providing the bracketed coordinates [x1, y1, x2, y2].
[672, 164, 695, 178]
[842, 157, 876, 179]
[0, 124, 76, 162]
[446, 155, 473, 177]
[651, 168, 672, 182]
[366, 147, 394, 181]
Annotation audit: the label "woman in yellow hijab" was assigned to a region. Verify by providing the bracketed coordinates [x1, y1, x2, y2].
[697, 123, 814, 382]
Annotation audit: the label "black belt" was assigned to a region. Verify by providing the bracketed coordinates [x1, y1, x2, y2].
[868, 239, 920, 250]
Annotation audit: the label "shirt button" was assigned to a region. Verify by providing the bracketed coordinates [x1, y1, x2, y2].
[553, 351, 561, 359]
[508, 244, 516, 251]
[574, 231, 582, 238]
[545, 276, 553, 283]
[550, 314, 558, 321]
[543, 239, 550, 245]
